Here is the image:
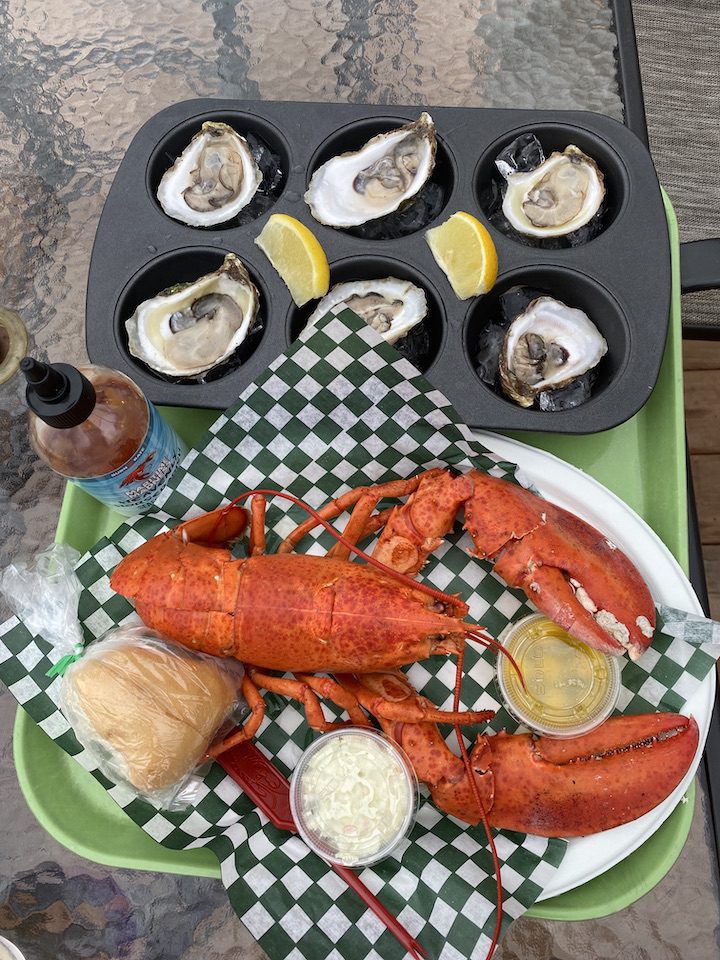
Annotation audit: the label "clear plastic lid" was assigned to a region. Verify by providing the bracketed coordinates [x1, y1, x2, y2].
[497, 613, 621, 738]
[289, 727, 418, 868]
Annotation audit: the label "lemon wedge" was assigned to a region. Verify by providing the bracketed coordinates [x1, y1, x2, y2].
[425, 212, 498, 300]
[255, 214, 330, 306]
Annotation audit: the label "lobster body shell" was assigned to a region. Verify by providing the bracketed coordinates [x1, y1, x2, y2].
[235, 555, 468, 671]
[111, 522, 468, 672]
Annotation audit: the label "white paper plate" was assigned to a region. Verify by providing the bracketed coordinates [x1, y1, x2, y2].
[474, 432, 715, 901]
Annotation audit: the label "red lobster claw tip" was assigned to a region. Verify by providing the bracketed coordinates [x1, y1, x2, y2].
[481, 713, 699, 837]
[463, 471, 656, 660]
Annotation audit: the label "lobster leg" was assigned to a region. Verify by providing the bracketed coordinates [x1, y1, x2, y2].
[295, 674, 371, 727]
[361, 507, 396, 540]
[249, 495, 267, 555]
[247, 669, 363, 732]
[328, 492, 382, 560]
[208, 669, 371, 759]
[277, 471, 443, 553]
[206, 670, 266, 758]
[338, 671, 496, 726]
[219, 668, 495, 741]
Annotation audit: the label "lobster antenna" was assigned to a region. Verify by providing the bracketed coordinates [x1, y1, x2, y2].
[467, 629, 527, 693]
[452, 646, 503, 960]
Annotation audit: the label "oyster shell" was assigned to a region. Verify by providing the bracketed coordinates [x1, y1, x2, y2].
[125, 254, 259, 377]
[499, 296, 607, 407]
[306, 277, 427, 344]
[157, 122, 263, 227]
[501, 146, 605, 238]
[305, 114, 437, 227]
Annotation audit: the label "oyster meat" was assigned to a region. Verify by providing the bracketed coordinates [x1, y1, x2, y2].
[306, 277, 427, 344]
[501, 145, 605, 238]
[125, 253, 259, 377]
[305, 114, 437, 227]
[499, 296, 607, 407]
[157, 122, 263, 227]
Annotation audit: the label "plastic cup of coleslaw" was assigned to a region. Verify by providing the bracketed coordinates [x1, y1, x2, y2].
[289, 727, 419, 868]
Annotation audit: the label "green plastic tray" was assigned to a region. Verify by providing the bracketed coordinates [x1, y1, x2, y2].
[13, 192, 694, 920]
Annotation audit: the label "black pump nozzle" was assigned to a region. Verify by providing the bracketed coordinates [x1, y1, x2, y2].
[22, 357, 96, 428]
[21, 357, 68, 402]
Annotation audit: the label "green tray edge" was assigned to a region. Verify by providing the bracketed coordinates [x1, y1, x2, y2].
[13, 190, 694, 917]
[528, 189, 693, 918]
[13, 708, 220, 875]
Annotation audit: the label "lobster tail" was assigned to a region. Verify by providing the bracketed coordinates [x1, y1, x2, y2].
[110, 506, 249, 658]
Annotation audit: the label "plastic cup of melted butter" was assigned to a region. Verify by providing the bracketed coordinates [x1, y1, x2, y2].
[497, 613, 621, 737]
[289, 728, 419, 868]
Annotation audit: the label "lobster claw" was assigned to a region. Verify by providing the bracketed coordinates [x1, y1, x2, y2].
[464, 471, 656, 660]
[358, 671, 699, 838]
[466, 713, 699, 837]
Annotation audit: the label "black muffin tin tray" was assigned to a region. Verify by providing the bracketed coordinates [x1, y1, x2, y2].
[86, 98, 671, 433]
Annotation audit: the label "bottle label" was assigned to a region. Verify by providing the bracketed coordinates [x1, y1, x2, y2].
[71, 404, 188, 515]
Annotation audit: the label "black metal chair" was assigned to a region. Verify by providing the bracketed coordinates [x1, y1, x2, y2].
[615, 0, 720, 339]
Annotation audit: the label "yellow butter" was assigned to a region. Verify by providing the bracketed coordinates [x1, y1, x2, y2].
[497, 614, 620, 737]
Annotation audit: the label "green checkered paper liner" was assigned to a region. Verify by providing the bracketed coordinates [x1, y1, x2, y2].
[1, 309, 718, 960]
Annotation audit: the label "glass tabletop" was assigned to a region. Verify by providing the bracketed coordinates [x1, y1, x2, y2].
[0, 2, 716, 958]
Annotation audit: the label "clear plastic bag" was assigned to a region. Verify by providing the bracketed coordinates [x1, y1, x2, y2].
[1, 545, 243, 810]
[0, 543, 83, 659]
[59, 626, 242, 810]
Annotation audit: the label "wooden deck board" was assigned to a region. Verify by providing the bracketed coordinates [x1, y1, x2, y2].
[684, 372, 720, 454]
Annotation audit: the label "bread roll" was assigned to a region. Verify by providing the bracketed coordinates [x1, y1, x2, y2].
[62, 635, 237, 799]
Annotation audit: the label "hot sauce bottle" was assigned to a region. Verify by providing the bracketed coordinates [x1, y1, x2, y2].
[21, 358, 187, 515]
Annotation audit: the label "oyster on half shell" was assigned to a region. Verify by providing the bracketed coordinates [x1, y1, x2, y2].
[306, 277, 427, 344]
[305, 114, 437, 227]
[499, 296, 607, 407]
[157, 122, 263, 227]
[125, 254, 259, 377]
[501, 146, 605, 238]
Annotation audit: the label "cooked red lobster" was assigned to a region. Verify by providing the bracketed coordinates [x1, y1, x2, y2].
[110, 467, 698, 839]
